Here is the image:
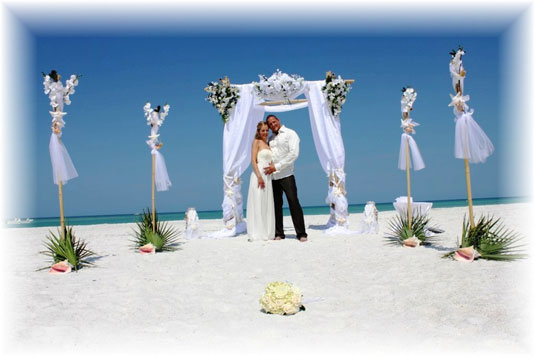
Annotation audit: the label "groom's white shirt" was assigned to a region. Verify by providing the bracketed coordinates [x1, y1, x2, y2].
[269, 125, 300, 180]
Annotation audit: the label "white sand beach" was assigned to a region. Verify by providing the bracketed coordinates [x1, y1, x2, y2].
[1, 203, 533, 356]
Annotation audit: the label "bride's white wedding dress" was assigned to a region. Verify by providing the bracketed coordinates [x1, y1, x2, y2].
[246, 149, 275, 241]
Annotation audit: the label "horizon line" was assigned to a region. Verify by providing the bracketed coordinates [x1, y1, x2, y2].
[18, 195, 530, 221]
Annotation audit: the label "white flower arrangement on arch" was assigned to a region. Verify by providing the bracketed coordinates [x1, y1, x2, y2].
[253, 69, 305, 102]
[205, 79, 240, 124]
[260, 281, 305, 316]
[322, 72, 352, 118]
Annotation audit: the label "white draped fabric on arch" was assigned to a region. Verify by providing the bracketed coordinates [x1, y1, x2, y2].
[206, 73, 353, 237]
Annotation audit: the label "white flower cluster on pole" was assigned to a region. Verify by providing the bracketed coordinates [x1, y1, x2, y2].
[42, 71, 80, 185]
[144, 102, 172, 192]
[44, 74, 79, 111]
[400, 86, 420, 135]
[398, 86, 425, 172]
[144, 102, 170, 148]
[447, 46, 494, 164]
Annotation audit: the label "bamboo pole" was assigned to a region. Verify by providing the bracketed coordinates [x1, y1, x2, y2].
[58, 171, 66, 239]
[53, 107, 66, 239]
[464, 158, 475, 228]
[457, 71, 475, 229]
[259, 98, 308, 106]
[405, 136, 412, 229]
[152, 153, 156, 232]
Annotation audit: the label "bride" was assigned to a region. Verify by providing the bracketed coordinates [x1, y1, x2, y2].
[246, 121, 275, 241]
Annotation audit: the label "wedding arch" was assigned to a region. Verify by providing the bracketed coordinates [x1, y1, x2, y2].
[205, 70, 354, 237]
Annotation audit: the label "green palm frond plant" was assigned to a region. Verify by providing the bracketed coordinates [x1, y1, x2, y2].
[385, 211, 439, 246]
[41, 225, 96, 271]
[443, 215, 526, 261]
[131, 208, 180, 252]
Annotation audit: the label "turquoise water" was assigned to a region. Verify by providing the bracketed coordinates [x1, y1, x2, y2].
[3, 197, 528, 229]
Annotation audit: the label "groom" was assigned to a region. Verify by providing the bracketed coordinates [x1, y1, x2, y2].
[264, 115, 308, 242]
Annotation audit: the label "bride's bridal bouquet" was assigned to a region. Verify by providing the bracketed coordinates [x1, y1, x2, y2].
[260, 281, 305, 316]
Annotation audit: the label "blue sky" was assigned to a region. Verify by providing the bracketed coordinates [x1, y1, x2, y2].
[28, 34, 506, 217]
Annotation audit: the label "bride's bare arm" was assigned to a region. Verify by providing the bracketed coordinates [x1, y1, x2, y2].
[250, 140, 265, 189]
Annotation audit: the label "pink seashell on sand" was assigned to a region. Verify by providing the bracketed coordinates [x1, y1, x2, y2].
[402, 236, 420, 248]
[139, 243, 155, 255]
[49, 260, 71, 274]
[454, 246, 478, 262]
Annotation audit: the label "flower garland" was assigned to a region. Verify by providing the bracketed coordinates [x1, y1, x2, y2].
[260, 281, 305, 315]
[322, 72, 351, 118]
[253, 69, 305, 101]
[205, 80, 240, 124]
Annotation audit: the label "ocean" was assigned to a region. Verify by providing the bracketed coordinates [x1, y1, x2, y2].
[3, 197, 528, 229]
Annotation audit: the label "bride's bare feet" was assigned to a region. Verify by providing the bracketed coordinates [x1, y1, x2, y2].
[299, 237, 308, 242]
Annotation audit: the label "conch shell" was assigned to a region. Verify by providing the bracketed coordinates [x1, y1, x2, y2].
[49, 260, 72, 274]
[139, 243, 155, 255]
[454, 246, 478, 262]
[402, 236, 420, 248]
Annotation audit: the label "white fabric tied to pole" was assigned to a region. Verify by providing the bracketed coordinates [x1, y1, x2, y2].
[144, 103, 172, 191]
[306, 81, 345, 173]
[44, 75, 80, 186]
[398, 133, 425, 171]
[210, 175, 246, 238]
[214, 83, 263, 237]
[151, 148, 172, 192]
[454, 110, 494, 163]
[49, 132, 78, 185]
[305, 81, 352, 234]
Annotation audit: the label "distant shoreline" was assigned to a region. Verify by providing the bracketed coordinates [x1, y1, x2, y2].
[3, 196, 530, 229]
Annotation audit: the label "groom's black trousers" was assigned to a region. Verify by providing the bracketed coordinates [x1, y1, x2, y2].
[272, 175, 307, 239]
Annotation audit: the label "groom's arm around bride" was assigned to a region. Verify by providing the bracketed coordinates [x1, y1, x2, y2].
[264, 115, 308, 242]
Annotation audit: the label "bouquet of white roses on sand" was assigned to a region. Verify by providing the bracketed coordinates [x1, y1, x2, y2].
[260, 281, 305, 315]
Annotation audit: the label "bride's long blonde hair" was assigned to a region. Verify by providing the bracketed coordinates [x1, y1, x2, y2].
[255, 121, 268, 140]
